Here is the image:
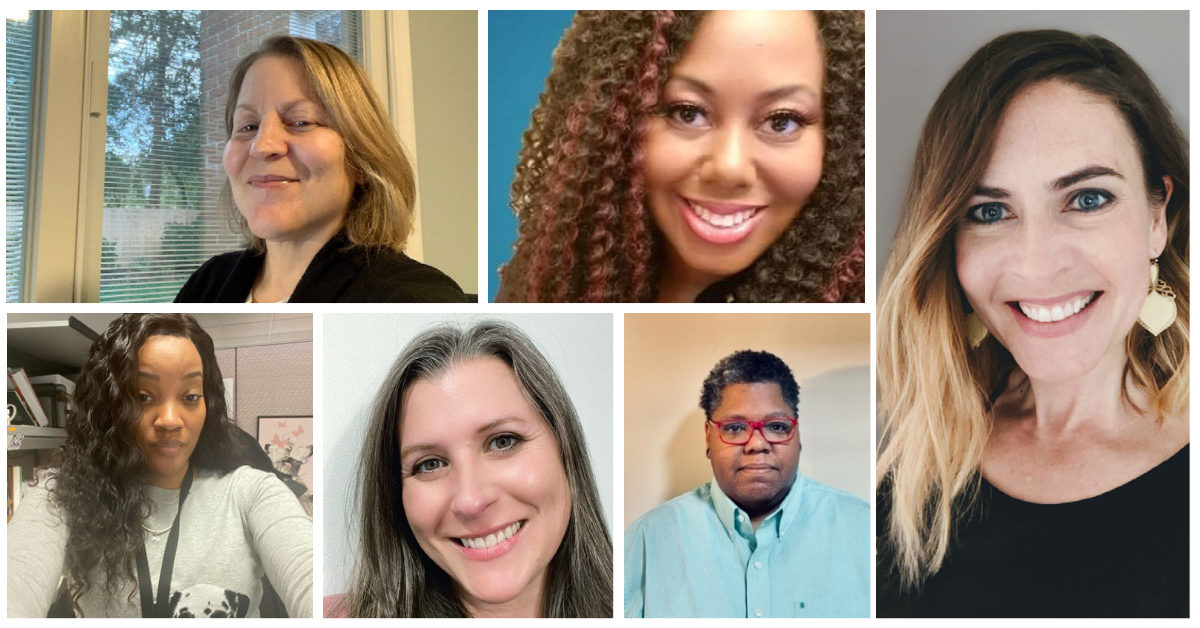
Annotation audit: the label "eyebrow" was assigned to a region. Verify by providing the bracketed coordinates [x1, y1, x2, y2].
[719, 411, 794, 421]
[670, 74, 819, 104]
[1051, 165, 1124, 190]
[398, 415, 530, 461]
[234, 99, 319, 115]
[138, 371, 203, 381]
[973, 165, 1125, 199]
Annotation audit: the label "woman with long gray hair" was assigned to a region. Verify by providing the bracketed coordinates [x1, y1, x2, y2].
[329, 320, 612, 617]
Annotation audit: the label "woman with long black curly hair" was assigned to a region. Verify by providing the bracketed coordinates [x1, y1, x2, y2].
[7, 314, 312, 617]
[496, 10, 864, 302]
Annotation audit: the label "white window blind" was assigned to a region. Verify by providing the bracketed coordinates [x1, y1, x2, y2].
[100, 10, 362, 302]
[5, 12, 39, 303]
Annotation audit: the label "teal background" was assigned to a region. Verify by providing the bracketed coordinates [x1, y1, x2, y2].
[487, 10, 576, 301]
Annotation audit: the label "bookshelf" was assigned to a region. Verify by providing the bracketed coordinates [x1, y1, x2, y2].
[7, 315, 99, 522]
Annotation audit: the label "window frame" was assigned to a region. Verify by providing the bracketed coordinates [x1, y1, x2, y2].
[18, 9, 417, 302]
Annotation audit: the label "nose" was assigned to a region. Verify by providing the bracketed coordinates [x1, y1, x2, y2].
[449, 457, 498, 520]
[248, 117, 288, 160]
[1011, 213, 1074, 283]
[742, 426, 772, 454]
[153, 401, 185, 432]
[700, 125, 755, 191]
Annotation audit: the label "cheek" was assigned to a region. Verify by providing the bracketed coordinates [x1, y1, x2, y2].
[763, 139, 824, 210]
[641, 127, 690, 197]
[955, 234, 995, 307]
[222, 140, 244, 179]
[401, 484, 441, 541]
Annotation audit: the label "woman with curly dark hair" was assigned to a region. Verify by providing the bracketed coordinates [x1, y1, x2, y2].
[495, 10, 864, 302]
[7, 314, 313, 617]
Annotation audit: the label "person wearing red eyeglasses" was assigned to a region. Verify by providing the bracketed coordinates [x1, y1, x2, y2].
[624, 349, 868, 618]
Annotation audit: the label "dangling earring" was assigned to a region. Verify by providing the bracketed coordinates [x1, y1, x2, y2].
[966, 311, 989, 349]
[1138, 259, 1177, 336]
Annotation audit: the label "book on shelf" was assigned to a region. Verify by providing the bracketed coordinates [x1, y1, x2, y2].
[7, 369, 48, 427]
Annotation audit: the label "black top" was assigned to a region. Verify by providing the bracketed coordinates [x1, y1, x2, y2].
[174, 232, 467, 303]
[877, 445, 1189, 618]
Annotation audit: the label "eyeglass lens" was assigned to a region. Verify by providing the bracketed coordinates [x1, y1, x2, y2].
[719, 420, 794, 444]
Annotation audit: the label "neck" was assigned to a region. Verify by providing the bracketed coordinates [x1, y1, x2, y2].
[254, 223, 341, 302]
[459, 573, 546, 618]
[1018, 346, 1150, 442]
[145, 466, 191, 490]
[656, 255, 722, 303]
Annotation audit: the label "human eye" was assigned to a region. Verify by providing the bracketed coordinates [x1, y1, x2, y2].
[966, 202, 1012, 224]
[290, 119, 316, 129]
[488, 433, 525, 452]
[765, 420, 792, 434]
[662, 102, 711, 129]
[721, 421, 749, 435]
[412, 458, 446, 476]
[759, 109, 808, 138]
[183, 393, 204, 404]
[138, 392, 154, 404]
[1067, 189, 1114, 212]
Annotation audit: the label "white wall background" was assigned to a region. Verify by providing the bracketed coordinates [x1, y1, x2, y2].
[322, 313, 614, 595]
[624, 313, 870, 530]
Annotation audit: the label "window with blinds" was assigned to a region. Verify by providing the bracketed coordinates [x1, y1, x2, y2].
[100, 10, 362, 302]
[5, 12, 39, 303]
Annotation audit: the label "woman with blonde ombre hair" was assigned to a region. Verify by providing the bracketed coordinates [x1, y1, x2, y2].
[176, 36, 466, 303]
[876, 29, 1188, 617]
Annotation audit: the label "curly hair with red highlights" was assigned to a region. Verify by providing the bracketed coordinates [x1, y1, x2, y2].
[497, 10, 865, 303]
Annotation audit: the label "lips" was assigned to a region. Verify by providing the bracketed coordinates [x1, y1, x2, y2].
[678, 196, 767, 245]
[1006, 291, 1102, 338]
[1014, 291, 1098, 323]
[452, 520, 526, 561]
[248, 174, 299, 188]
[151, 439, 185, 454]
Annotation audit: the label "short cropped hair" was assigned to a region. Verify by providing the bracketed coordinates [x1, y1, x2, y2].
[699, 350, 800, 420]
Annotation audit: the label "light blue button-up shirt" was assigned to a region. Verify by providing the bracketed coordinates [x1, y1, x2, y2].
[624, 472, 869, 618]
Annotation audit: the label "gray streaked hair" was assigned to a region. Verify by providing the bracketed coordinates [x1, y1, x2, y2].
[341, 320, 613, 617]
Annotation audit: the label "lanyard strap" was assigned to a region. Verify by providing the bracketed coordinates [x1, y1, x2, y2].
[135, 465, 193, 618]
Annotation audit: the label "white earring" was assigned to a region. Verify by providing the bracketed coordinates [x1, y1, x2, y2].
[1138, 259, 1177, 336]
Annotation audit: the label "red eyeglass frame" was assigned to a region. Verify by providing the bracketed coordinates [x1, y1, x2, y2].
[707, 417, 798, 445]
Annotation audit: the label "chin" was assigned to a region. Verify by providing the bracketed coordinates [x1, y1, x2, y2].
[454, 568, 537, 606]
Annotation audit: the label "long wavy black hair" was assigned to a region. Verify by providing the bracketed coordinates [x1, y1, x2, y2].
[49, 314, 253, 610]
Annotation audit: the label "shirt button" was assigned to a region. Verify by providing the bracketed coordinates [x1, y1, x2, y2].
[754, 609, 763, 617]
[754, 561, 762, 569]
[739, 514, 746, 522]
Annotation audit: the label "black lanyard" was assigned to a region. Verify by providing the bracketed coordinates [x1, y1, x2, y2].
[135, 465, 193, 618]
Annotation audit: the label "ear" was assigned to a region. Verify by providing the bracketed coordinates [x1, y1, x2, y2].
[703, 421, 712, 458]
[1149, 175, 1172, 257]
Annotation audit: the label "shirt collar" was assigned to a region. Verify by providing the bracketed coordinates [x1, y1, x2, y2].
[709, 470, 806, 540]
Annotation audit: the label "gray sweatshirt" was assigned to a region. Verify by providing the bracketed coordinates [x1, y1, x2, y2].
[7, 466, 313, 618]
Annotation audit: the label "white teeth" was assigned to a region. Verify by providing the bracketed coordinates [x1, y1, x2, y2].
[459, 520, 523, 549]
[688, 200, 757, 229]
[1018, 293, 1095, 323]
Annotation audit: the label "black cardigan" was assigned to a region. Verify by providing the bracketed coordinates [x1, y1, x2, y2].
[174, 233, 467, 303]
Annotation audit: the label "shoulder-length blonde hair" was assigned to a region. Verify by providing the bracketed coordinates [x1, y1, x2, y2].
[877, 29, 1189, 589]
[223, 36, 415, 252]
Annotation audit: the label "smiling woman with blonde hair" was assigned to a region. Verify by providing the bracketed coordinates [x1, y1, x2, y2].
[176, 36, 465, 303]
[876, 28, 1188, 617]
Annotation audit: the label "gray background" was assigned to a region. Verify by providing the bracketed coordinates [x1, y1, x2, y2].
[876, 11, 1190, 282]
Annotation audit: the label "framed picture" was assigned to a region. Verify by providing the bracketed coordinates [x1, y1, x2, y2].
[257, 415, 314, 499]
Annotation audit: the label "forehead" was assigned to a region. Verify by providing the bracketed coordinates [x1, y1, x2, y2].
[712, 381, 790, 417]
[983, 80, 1141, 185]
[671, 11, 823, 95]
[237, 55, 320, 106]
[137, 335, 203, 371]
[398, 357, 541, 442]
